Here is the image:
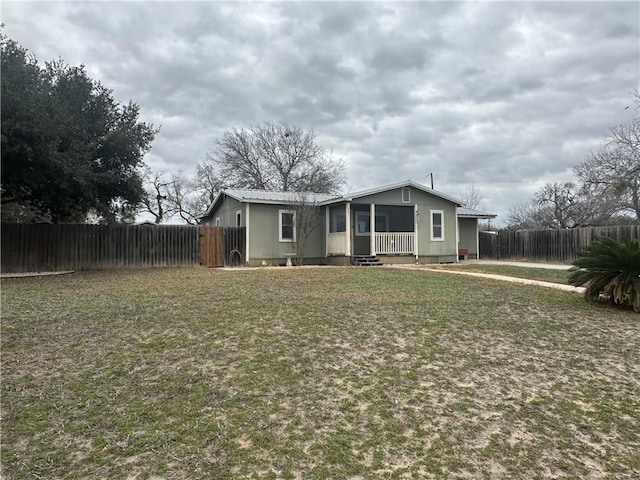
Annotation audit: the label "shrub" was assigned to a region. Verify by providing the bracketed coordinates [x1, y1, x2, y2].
[568, 237, 640, 313]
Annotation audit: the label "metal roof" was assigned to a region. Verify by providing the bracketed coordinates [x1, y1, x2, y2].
[457, 207, 497, 218]
[223, 189, 339, 204]
[198, 189, 340, 218]
[198, 181, 497, 219]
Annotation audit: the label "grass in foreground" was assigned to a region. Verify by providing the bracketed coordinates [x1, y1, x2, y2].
[429, 263, 571, 285]
[2, 267, 639, 479]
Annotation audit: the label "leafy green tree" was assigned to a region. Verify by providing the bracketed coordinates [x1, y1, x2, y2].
[1, 33, 158, 223]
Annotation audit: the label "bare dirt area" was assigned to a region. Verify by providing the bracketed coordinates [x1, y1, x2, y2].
[2, 268, 638, 479]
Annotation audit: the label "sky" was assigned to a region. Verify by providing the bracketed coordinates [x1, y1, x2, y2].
[2, 0, 639, 225]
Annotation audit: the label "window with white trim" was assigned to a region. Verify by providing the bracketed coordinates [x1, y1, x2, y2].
[279, 210, 296, 242]
[402, 187, 410, 203]
[215, 217, 221, 226]
[236, 210, 242, 227]
[431, 210, 444, 241]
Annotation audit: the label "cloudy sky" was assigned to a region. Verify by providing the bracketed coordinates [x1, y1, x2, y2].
[3, 1, 638, 224]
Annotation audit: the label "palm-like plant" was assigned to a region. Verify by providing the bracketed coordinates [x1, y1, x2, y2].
[568, 237, 640, 313]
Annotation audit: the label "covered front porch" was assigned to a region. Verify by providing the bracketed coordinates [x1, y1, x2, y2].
[326, 202, 418, 257]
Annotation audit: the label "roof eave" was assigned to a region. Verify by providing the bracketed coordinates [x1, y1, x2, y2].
[458, 214, 497, 219]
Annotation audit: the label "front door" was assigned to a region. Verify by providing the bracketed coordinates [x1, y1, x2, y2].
[351, 211, 389, 255]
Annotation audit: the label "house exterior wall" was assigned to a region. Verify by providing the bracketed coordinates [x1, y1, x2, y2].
[416, 194, 457, 259]
[200, 186, 473, 265]
[247, 203, 326, 264]
[458, 217, 479, 258]
[349, 186, 458, 259]
[201, 196, 243, 227]
[352, 187, 417, 205]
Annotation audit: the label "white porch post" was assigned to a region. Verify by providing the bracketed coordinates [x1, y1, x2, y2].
[245, 203, 250, 264]
[325, 206, 330, 257]
[456, 209, 460, 263]
[345, 202, 351, 256]
[370, 203, 376, 256]
[414, 204, 419, 263]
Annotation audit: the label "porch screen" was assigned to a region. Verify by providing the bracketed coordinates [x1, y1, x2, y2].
[355, 212, 388, 234]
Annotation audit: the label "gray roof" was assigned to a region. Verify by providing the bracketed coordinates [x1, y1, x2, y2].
[198, 188, 339, 218]
[199, 181, 495, 219]
[223, 189, 338, 204]
[457, 207, 497, 219]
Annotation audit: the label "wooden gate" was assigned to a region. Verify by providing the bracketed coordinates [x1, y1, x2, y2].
[199, 227, 224, 267]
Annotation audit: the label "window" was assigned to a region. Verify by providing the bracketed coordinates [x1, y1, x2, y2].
[356, 212, 369, 235]
[236, 210, 242, 227]
[402, 187, 410, 203]
[279, 209, 296, 242]
[215, 217, 221, 227]
[431, 210, 444, 241]
[330, 208, 346, 233]
[355, 212, 388, 235]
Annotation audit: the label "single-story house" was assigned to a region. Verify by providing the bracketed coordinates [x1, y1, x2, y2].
[198, 180, 496, 266]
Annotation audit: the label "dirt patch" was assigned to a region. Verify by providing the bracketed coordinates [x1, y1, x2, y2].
[1, 267, 638, 479]
[1, 270, 75, 279]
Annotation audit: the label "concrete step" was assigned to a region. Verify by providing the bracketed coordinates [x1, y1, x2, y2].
[351, 255, 383, 266]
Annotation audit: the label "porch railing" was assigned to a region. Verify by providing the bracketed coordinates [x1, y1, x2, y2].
[375, 232, 414, 255]
[327, 232, 347, 255]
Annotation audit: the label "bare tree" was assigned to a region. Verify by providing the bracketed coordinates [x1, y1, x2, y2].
[506, 200, 548, 230]
[506, 182, 615, 230]
[140, 171, 174, 224]
[535, 182, 586, 228]
[458, 183, 484, 210]
[207, 122, 345, 193]
[290, 194, 322, 266]
[164, 173, 201, 225]
[575, 91, 640, 221]
[194, 162, 224, 209]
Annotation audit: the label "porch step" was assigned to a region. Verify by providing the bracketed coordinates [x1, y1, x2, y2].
[351, 255, 383, 266]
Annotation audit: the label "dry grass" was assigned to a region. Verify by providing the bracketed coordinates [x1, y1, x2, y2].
[2, 267, 639, 479]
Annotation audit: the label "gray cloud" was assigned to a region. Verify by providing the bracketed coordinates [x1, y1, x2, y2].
[2, 1, 638, 224]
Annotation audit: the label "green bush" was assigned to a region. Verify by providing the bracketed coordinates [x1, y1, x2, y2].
[568, 237, 640, 313]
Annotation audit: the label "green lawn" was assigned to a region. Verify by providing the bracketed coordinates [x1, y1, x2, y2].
[2, 267, 638, 479]
[428, 263, 572, 285]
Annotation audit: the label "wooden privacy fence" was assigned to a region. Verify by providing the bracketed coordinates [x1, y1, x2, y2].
[1, 224, 246, 273]
[479, 225, 640, 262]
[198, 226, 246, 268]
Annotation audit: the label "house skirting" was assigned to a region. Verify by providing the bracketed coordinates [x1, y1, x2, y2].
[376, 255, 458, 265]
[247, 257, 329, 267]
[325, 255, 450, 266]
[245, 254, 458, 267]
